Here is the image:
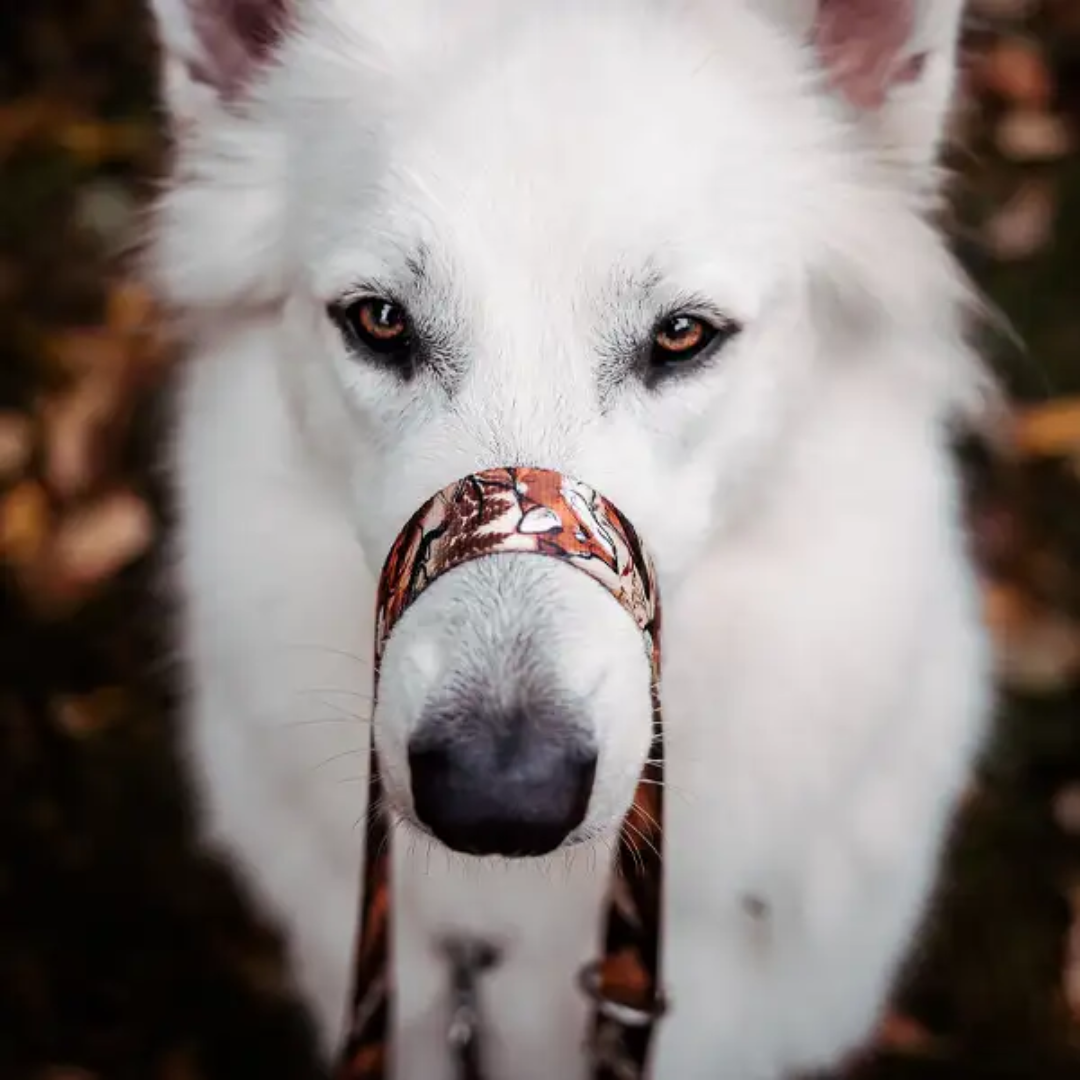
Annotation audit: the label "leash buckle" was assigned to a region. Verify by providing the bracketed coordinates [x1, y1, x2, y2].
[443, 938, 501, 1080]
[577, 958, 668, 1029]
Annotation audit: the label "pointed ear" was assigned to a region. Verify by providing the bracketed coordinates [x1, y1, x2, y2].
[149, 0, 288, 123]
[146, 0, 290, 312]
[811, 0, 967, 176]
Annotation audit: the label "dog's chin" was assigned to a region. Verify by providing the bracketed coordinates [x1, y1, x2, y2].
[388, 806, 622, 862]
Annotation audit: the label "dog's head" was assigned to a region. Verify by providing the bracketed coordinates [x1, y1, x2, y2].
[151, 0, 977, 857]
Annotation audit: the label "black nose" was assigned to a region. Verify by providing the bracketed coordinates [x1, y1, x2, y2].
[408, 715, 597, 857]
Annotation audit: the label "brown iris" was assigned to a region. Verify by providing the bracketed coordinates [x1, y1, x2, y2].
[347, 297, 411, 353]
[652, 313, 715, 364]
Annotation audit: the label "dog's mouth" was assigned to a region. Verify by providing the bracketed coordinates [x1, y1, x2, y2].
[396, 809, 602, 860]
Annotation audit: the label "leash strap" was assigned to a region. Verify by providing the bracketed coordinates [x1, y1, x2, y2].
[334, 467, 666, 1080]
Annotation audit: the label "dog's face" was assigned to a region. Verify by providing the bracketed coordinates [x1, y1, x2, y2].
[287, 7, 830, 856]
[152, 0, 967, 856]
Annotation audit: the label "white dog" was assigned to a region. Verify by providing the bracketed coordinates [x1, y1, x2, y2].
[147, 1, 996, 1076]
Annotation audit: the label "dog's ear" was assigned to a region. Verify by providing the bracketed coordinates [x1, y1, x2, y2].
[150, 0, 288, 123]
[146, 0, 290, 312]
[810, 0, 966, 175]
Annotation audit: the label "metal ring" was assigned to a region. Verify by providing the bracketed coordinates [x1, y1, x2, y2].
[577, 959, 668, 1029]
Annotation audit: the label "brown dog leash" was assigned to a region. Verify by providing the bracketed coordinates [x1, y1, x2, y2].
[334, 466, 666, 1080]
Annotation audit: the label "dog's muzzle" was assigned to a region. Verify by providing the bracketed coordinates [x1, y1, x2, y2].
[336, 466, 666, 1080]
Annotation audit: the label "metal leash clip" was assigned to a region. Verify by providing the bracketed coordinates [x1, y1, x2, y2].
[578, 959, 668, 1080]
[577, 958, 668, 1030]
[443, 938, 502, 1080]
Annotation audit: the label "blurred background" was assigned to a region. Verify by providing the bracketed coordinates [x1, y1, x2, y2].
[1, 1, 1079, 1078]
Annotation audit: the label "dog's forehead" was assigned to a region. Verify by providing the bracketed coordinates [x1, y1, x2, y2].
[292, 2, 829, 305]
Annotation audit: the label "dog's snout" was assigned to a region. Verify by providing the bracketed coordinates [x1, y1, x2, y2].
[408, 706, 597, 857]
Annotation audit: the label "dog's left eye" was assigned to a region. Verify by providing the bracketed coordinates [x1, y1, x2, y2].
[650, 313, 731, 367]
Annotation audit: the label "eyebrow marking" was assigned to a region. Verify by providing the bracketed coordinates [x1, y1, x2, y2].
[404, 246, 429, 288]
[402, 245, 471, 394]
[608, 264, 663, 304]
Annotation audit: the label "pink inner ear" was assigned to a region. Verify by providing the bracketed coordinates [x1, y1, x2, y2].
[226, 0, 288, 61]
[191, 0, 288, 96]
[814, 0, 919, 110]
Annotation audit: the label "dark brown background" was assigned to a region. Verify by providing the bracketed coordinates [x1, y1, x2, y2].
[2, 1, 1080, 1077]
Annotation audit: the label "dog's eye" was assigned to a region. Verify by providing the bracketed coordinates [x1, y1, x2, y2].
[650, 313, 735, 368]
[333, 297, 414, 361]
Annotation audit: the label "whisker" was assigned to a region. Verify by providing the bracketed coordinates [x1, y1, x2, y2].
[353, 790, 387, 833]
[564, 846, 577, 879]
[376, 830, 392, 860]
[618, 819, 648, 875]
[624, 837, 645, 877]
[353, 811, 382, 835]
[285, 642, 372, 669]
[279, 716, 365, 730]
[631, 828, 653, 872]
[622, 818, 661, 864]
[295, 686, 374, 702]
[312, 745, 367, 771]
[631, 798, 662, 830]
[623, 764, 692, 805]
[304, 693, 372, 724]
[593, 842, 606, 875]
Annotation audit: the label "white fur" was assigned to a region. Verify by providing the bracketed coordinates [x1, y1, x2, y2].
[151, 1, 994, 1077]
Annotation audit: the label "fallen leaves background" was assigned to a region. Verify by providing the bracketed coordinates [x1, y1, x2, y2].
[1, 1, 1080, 1078]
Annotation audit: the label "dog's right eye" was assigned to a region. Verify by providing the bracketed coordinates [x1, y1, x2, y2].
[331, 297, 415, 365]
